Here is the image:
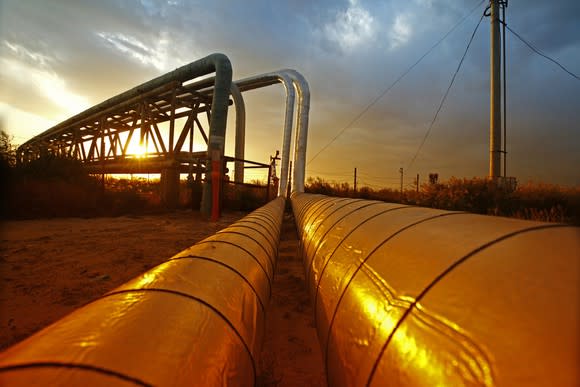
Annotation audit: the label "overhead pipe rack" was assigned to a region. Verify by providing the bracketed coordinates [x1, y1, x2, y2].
[292, 193, 579, 386]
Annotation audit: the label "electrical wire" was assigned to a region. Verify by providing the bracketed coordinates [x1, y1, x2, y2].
[307, 0, 487, 165]
[506, 25, 580, 81]
[407, 11, 485, 169]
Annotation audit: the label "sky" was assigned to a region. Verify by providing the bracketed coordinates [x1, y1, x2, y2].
[1, 0, 579, 188]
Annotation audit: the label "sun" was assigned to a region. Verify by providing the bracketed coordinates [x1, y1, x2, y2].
[127, 142, 148, 159]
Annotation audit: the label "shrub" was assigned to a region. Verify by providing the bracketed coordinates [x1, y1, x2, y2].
[305, 176, 579, 225]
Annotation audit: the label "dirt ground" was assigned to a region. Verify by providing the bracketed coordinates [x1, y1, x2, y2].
[0, 210, 325, 385]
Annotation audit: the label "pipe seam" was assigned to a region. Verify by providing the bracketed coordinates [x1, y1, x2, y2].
[219, 225, 278, 256]
[312, 205, 409, 320]
[196, 240, 273, 293]
[0, 362, 150, 386]
[243, 213, 278, 236]
[98, 288, 257, 382]
[365, 222, 571, 386]
[299, 197, 348, 264]
[302, 198, 343, 237]
[166, 255, 266, 313]
[323, 212, 464, 377]
[301, 198, 370, 286]
[234, 219, 278, 244]
[303, 200, 375, 292]
[210, 230, 276, 271]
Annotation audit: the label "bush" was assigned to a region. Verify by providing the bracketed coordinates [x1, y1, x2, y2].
[305, 176, 580, 225]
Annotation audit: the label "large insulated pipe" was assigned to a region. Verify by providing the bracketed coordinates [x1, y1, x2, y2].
[0, 197, 285, 386]
[291, 193, 579, 386]
[230, 83, 246, 183]
[234, 71, 296, 196]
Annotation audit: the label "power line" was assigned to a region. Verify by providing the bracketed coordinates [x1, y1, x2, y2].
[407, 11, 486, 169]
[307, 0, 486, 165]
[506, 25, 580, 81]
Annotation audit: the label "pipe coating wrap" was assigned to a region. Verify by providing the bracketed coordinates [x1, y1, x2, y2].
[0, 197, 285, 386]
[291, 193, 579, 387]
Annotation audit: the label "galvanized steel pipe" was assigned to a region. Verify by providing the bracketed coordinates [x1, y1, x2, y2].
[0, 197, 286, 386]
[292, 193, 579, 386]
[233, 71, 295, 194]
[184, 69, 310, 195]
[230, 83, 246, 183]
[285, 70, 309, 194]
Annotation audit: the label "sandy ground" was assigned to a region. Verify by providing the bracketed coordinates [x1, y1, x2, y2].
[0, 210, 326, 385]
[259, 213, 326, 386]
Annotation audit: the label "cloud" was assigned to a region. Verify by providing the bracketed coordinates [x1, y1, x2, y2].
[324, 0, 376, 52]
[1, 40, 90, 119]
[0, 0, 578, 185]
[389, 13, 413, 50]
[96, 31, 173, 71]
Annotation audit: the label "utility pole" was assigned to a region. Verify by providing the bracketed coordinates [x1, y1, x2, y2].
[354, 167, 357, 194]
[399, 167, 403, 200]
[489, 0, 502, 179]
[416, 173, 419, 193]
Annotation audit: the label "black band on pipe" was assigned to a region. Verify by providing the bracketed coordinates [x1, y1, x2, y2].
[366, 223, 570, 386]
[303, 199, 372, 289]
[196, 240, 273, 294]
[233, 219, 278, 244]
[0, 362, 151, 386]
[214, 230, 275, 269]
[100, 288, 257, 383]
[323, 212, 463, 379]
[303, 199, 364, 291]
[302, 198, 345, 239]
[295, 194, 322, 224]
[167, 255, 266, 312]
[312, 205, 409, 321]
[243, 213, 278, 238]
[251, 205, 281, 225]
[221, 224, 277, 256]
[298, 198, 347, 264]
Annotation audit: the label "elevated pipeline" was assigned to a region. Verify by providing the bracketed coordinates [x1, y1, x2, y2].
[0, 197, 285, 386]
[195, 69, 310, 196]
[292, 193, 579, 386]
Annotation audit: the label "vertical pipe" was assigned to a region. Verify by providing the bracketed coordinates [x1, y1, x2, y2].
[489, 0, 502, 179]
[277, 73, 296, 197]
[285, 70, 310, 194]
[198, 55, 232, 218]
[231, 71, 297, 197]
[231, 83, 246, 183]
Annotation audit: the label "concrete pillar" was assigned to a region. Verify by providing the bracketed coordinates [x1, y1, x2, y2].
[160, 167, 180, 208]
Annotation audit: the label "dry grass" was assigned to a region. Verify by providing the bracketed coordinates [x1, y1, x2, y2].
[306, 176, 580, 225]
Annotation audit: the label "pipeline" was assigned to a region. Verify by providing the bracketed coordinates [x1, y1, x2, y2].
[234, 70, 309, 196]
[230, 83, 246, 184]
[230, 71, 295, 194]
[0, 197, 285, 386]
[200, 69, 309, 196]
[20, 54, 232, 148]
[292, 193, 579, 386]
